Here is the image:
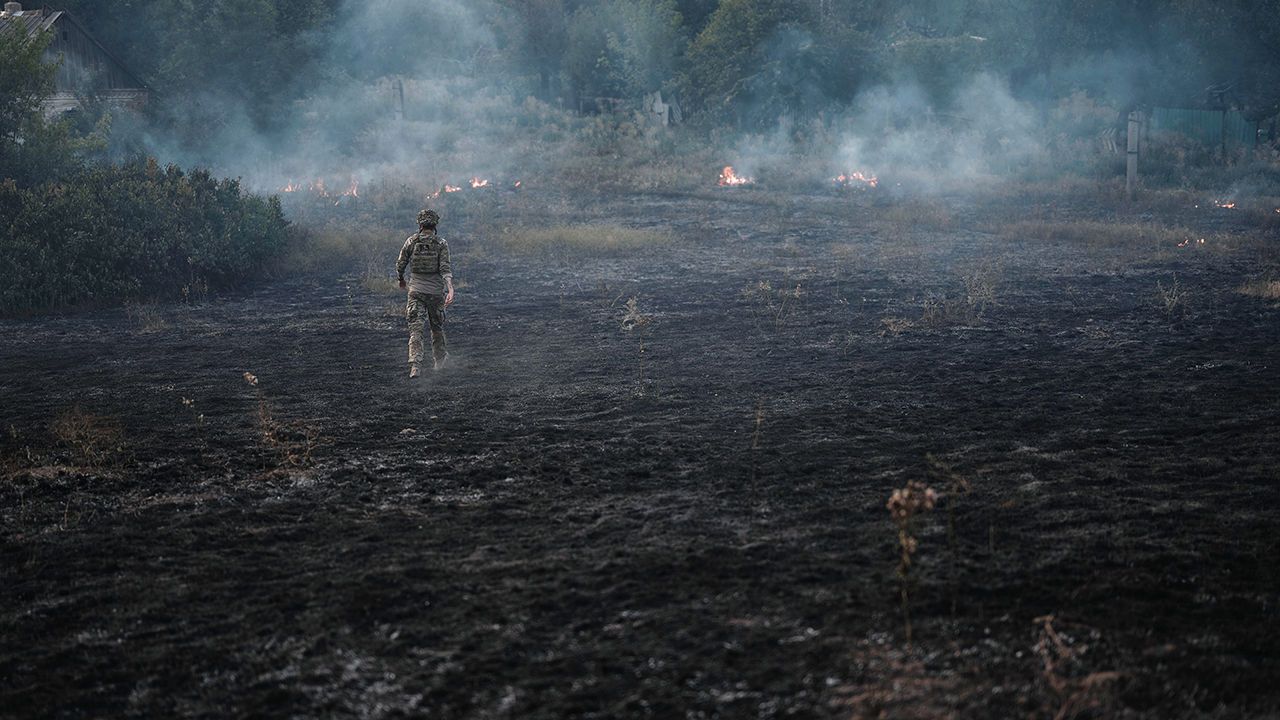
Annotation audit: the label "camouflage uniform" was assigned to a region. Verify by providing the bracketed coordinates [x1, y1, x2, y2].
[397, 211, 452, 370]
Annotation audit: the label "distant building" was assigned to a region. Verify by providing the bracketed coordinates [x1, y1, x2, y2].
[0, 2, 149, 115]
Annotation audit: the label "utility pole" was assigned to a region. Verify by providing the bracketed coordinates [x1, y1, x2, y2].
[1126, 110, 1141, 199]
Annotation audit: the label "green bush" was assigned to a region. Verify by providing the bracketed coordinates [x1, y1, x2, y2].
[0, 159, 290, 315]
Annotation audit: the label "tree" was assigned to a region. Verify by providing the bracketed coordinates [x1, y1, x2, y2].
[562, 0, 687, 105]
[682, 0, 813, 122]
[0, 27, 78, 185]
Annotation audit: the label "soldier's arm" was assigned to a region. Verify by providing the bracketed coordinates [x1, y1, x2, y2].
[395, 236, 413, 279]
[439, 240, 453, 287]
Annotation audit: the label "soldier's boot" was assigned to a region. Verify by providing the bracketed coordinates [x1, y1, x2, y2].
[433, 353, 449, 371]
[409, 363, 421, 379]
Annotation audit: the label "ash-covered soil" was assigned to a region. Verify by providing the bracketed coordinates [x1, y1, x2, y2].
[2, 190, 1278, 719]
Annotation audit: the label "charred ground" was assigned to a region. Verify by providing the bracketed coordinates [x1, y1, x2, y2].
[2, 188, 1278, 718]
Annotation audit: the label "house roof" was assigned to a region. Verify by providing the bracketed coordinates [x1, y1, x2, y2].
[0, 7, 149, 91]
[0, 7, 60, 37]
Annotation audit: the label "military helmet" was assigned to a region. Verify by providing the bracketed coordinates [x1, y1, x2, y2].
[417, 208, 440, 227]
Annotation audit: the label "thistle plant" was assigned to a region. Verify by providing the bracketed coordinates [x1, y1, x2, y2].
[926, 454, 973, 618]
[620, 296, 653, 392]
[887, 480, 937, 644]
[180, 395, 207, 463]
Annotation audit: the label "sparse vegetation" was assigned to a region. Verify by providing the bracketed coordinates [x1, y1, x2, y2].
[51, 407, 124, 467]
[887, 480, 937, 645]
[927, 454, 974, 618]
[498, 224, 673, 255]
[996, 220, 1198, 251]
[1238, 279, 1280, 300]
[243, 372, 320, 469]
[620, 296, 653, 392]
[125, 301, 169, 333]
[1033, 615, 1123, 720]
[1156, 277, 1190, 321]
[740, 280, 803, 329]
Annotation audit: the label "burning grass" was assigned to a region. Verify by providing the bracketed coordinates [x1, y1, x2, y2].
[496, 224, 672, 256]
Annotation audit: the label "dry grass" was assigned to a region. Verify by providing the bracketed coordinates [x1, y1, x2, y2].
[1156, 277, 1190, 321]
[285, 222, 401, 274]
[995, 220, 1197, 250]
[124, 301, 169, 333]
[1238, 279, 1280, 299]
[498, 224, 673, 255]
[51, 407, 124, 466]
[882, 200, 954, 231]
[740, 279, 804, 329]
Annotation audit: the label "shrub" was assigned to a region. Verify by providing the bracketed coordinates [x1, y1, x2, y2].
[0, 159, 290, 315]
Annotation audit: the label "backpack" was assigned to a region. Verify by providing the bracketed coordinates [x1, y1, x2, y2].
[409, 233, 442, 276]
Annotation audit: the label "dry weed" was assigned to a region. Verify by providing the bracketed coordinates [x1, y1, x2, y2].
[1033, 615, 1123, 720]
[620, 297, 653, 392]
[243, 372, 321, 468]
[887, 480, 937, 644]
[51, 407, 124, 466]
[926, 454, 973, 618]
[879, 317, 915, 336]
[1237, 279, 1280, 300]
[741, 280, 803, 329]
[125, 301, 169, 333]
[1156, 277, 1190, 321]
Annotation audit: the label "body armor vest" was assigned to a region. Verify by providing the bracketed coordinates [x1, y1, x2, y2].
[409, 233, 442, 276]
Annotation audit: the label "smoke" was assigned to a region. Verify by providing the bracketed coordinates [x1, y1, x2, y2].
[834, 74, 1047, 191]
[95, 0, 1226, 197]
[112, 0, 532, 192]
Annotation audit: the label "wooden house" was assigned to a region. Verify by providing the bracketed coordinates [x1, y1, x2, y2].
[0, 2, 149, 115]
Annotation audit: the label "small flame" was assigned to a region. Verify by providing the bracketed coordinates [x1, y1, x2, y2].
[718, 166, 753, 186]
[513, 180, 522, 189]
[469, 177, 490, 189]
[281, 181, 301, 193]
[833, 171, 879, 189]
[1214, 200, 1236, 209]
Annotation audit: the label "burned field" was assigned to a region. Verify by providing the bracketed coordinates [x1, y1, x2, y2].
[2, 188, 1279, 718]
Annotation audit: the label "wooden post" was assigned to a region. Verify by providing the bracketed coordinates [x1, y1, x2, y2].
[1126, 110, 1140, 199]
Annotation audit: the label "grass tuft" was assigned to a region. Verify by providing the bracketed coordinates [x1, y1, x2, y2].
[1238, 279, 1280, 299]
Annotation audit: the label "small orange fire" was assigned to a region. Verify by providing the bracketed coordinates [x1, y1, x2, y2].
[718, 166, 753, 186]
[1214, 200, 1236, 209]
[1177, 238, 1207, 248]
[833, 171, 879, 189]
[280, 176, 359, 201]
[469, 177, 491, 189]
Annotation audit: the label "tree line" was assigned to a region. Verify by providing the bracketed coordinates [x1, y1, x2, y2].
[52, 0, 1280, 142]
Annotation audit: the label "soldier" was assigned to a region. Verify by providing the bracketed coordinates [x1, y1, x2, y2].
[397, 209, 455, 378]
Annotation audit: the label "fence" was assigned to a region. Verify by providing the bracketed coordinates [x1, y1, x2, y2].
[1150, 107, 1258, 150]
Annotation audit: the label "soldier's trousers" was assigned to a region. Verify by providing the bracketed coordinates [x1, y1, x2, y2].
[407, 291, 447, 365]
